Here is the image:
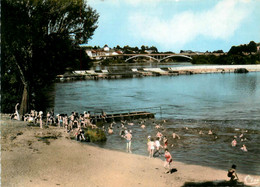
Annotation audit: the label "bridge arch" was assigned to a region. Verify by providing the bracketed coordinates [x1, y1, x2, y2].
[159, 55, 192, 62]
[125, 55, 159, 62]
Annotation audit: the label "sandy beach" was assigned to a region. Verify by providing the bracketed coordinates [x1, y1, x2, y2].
[1, 115, 260, 187]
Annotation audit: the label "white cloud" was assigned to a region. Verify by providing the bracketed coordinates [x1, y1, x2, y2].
[128, 0, 252, 49]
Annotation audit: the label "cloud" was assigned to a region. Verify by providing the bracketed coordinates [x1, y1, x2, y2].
[128, 0, 252, 49]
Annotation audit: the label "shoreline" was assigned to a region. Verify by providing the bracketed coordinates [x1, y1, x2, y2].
[56, 64, 260, 82]
[1, 117, 260, 186]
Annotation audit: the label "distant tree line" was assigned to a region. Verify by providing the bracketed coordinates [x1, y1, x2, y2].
[192, 41, 260, 65]
[88, 45, 159, 54]
[1, 0, 99, 114]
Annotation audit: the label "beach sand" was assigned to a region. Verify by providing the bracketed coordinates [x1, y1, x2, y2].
[1, 116, 259, 187]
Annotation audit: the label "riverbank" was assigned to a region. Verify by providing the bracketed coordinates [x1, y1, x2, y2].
[1, 115, 259, 186]
[56, 64, 260, 82]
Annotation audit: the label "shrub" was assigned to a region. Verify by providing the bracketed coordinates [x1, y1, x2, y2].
[83, 127, 107, 142]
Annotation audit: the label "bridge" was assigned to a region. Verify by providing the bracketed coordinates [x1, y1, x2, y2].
[95, 53, 194, 62]
[124, 54, 192, 62]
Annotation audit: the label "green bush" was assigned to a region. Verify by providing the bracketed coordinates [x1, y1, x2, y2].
[83, 128, 107, 142]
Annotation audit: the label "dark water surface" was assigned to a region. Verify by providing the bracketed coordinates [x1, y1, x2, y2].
[54, 72, 260, 175]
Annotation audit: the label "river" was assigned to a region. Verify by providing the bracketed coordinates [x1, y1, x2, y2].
[54, 65, 260, 175]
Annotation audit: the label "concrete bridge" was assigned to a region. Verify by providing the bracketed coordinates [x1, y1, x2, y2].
[96, 53, 193, 62]
[124, 54, 192, 62]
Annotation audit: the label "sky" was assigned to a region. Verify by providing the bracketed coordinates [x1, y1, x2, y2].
[86, 0, 260, 53]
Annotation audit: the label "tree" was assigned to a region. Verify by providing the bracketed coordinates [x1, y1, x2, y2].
[248, 41, 257, 54]
[1, 0, 99, 114]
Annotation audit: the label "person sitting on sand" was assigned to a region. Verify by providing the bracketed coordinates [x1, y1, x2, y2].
[172, 132, 180, 139]
[227, 164, 239, 181]
[240, 144, 247, 152]
[231, 139, 237, 147]
[164, 149, 173, 173]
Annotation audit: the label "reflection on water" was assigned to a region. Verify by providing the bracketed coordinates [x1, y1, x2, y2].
[54, 71, 260, 175]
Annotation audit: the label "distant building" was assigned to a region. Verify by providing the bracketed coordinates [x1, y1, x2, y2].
[84, 45, 123, 59]
[145, 49, 156, 54]
[257, 45, 260, 54]
[103, 45, 110, 52]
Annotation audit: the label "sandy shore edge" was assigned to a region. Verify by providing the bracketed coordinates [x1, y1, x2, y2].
[1, 116, 260, 187]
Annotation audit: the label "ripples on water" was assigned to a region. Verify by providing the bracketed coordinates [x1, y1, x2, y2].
[54, 72, 260, 175]
[96, 118, 260, 175]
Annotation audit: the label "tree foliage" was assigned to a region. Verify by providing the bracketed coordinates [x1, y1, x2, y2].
[1, 0, 99, 114]
[228, 41, 257, 55]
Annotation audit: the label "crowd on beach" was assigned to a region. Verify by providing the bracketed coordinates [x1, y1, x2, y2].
[10, 104, 249, 180]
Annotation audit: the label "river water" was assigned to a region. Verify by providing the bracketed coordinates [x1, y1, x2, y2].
[54, 66, 260, 175]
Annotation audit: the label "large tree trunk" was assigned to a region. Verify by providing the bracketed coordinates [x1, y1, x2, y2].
[15, 60, 29, 116]
[19, 83, 29, 115]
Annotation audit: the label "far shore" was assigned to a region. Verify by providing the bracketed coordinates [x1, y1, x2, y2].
[57, 64, 260, 82]
[1, 115, 260, 187]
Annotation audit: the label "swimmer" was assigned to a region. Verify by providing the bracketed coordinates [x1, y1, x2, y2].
[108, 128, 113, 134]
[172, 132, 180, 139]
[110, 122, 115, 128]
[208, 130, 213, 135]
[141, 124, 145, 129]
[239, 133, 244, 138]
[128, 122, 134, 126]
[163, 136, 168, 149]
[240, 144, 247, 152]
[199, 130, 204, 135]
[231, 139, 237, 147]
[156, 131, 163, 141]
[185, 127, 189, 130]
[155, 124, 160, 129]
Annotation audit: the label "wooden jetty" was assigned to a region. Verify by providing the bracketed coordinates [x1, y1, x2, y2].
[91, 111, 155, 123]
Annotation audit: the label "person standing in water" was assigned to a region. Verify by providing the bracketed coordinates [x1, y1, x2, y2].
[124, 130, 132, 153]
[148, 138, 155, 158]
[153, 137, 162, 157]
